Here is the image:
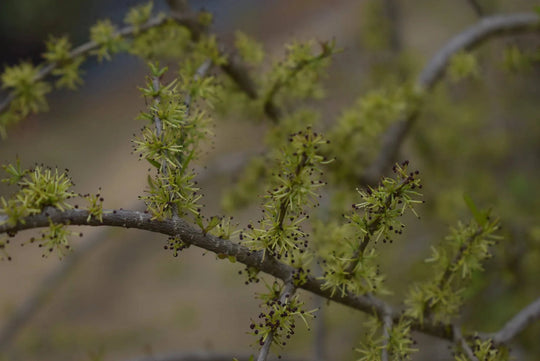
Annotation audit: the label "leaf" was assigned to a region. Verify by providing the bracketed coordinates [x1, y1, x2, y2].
[205, 216, 221, 233]
[146, 157, 161, 169]
[463, 193, 489, 226]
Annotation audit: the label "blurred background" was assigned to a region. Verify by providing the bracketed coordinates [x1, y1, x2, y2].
[0, 0, 539, 360]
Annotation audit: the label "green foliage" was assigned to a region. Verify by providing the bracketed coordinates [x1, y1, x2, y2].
[134, 63, 214, 219]
[0, 2, 539, 359]
[234, 31, 265, 65]
[43, 36, 85, 89]
[355, 317, 417, 361]
[0, 62, 51, 135]
[241, 127, 329, 260]
[0, 166, 75, 226]
[405, 212, 501, 324]
[36, 220, 75, 258]
[319, 161, 423, 297]
[329, 85, 420, 183]
[502, 44, 536, 72]
[455, 337, 509, 361]
[0, 165, 77, 257]
[129, 20, 191, 60]
[263, 40, 338, 109]
[249, 282, 314, 348]
[84, 190, 104, 222]
[90, 19, 125, 62]
[124, 1, 154, 31]
[448, 51, 480, 82]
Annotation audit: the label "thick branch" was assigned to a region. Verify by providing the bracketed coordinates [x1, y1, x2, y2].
[361, 12, 540, 186]
[3, 209, 537, 345]
[0, 208, 450, 341]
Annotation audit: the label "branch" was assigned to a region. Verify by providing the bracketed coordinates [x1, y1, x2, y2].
[466, 0, 484, 17]
[360, 12, 540, 186]
[7, 209, 535, 345]
[453, 325, 479, 361]
[486, 296, 540, 344]
[0, 15, 178, 116]
[256, 282, 296, 361]
[165, 3, 283, 123]
[381, 307, 393, 361]
[0, 207, 450, 342]
[0, 149, 250, 350]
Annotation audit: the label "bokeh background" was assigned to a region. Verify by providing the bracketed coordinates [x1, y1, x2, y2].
[0, 1, 539, 360]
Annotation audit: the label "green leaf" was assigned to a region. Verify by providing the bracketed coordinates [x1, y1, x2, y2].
[463, 193, 488, 226]
[146, 157, 161, 169]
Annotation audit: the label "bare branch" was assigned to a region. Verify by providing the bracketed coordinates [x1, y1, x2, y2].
[381, 307, 393, 361]
[487, 296, 540, 344]
[361, 12, 540, 186]
[453, 325, 479, 361]
[184, 59, 213, 115]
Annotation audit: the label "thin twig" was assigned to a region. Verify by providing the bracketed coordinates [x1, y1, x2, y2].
[453, 325, 479, 361]
[257, 281, 296, 361]
[165, 3, 283, 124]
[360, 12, 540, 186]
[0, 149, 250, 350]
[0, 15, 176, 115]
[184, 59, 213, 116]
[466, 0, 484, 17]
[381, 307, 393, 361]
[486, 296, 540, 344]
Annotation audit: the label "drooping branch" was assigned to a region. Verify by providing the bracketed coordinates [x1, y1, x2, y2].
[1, 208, 538, 345]
[360, 12, 540, 186]
[0, 208, 441, 339]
